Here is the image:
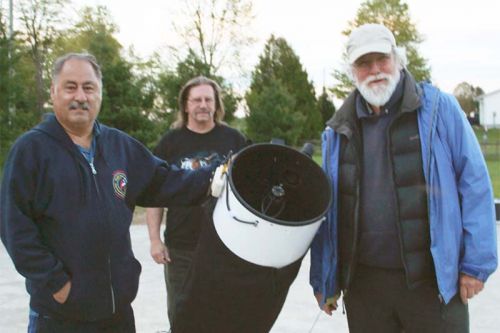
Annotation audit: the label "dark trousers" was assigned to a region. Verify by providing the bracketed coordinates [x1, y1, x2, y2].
[164, 248, 195, 328]
[28, 304, 135, 333]
[344, 265, 469, 333]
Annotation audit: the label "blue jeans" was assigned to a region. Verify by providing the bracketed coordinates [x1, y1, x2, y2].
[27, 306, 135, 333]
[28, 308, 48, 333]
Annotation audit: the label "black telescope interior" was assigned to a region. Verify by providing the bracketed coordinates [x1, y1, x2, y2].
[229, 144, 331, 226]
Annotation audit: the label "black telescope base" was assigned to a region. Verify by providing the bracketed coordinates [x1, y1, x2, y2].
[172, 213, 302, 333]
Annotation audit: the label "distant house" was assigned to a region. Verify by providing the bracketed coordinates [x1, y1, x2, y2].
[477, 89, 500, 129]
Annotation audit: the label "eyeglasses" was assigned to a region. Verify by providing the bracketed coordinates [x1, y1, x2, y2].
[188, 97, 215, 105]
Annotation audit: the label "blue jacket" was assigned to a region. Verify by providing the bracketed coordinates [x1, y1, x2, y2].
[310, 81, 497, 305]
[0, 114, 213, 321]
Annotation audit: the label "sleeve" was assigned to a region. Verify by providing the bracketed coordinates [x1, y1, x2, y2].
[124, 136, 215, 208]
[310, 215, 331, 303]
[442, 94, 498, 281]
[0, 140, 70, 294]
[309, 129, 338, 304]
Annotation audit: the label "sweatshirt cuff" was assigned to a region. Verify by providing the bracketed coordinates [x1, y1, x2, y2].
[46, 269, 71, 294]
[460, 265, 488, 283]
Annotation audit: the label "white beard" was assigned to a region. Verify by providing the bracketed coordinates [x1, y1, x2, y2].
[355, 70, 400, 107]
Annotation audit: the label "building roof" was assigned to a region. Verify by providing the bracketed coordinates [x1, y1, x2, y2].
[477, 89, 500, 100]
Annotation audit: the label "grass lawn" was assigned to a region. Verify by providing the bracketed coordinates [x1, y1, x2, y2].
[487, 160, 500, 197]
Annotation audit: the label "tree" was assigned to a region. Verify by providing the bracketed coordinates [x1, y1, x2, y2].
[17, 0, 68, 115]
[246, 35, 321, 144]
[0, 6, 12, 164]
[165, 0, 254, 123]
[317, 87, 336, 125]
[157, 50, 212, 116]
[1, 6, 40, 166]
[0, 6, 10, 116]
[156, 50, 240, 125]
[169, 0, 255, 76]
[246, 79, 304, 145]
[332, 0, 431, 99]
[453, 82, 484, 114]
[53, 6, 162, 147]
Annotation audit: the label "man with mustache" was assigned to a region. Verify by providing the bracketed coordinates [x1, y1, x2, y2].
[0, 53, 215, 332]
[145, 76, 247, 330]
[310, 24, 497, 332]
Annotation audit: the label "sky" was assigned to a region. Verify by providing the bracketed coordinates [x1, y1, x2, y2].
[40, 0, 500, 96]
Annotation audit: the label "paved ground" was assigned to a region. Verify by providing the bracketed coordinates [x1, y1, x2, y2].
[2, 224, 500, 332]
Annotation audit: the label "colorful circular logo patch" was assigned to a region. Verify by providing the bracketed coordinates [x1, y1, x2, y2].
[112, 170, 128, 199]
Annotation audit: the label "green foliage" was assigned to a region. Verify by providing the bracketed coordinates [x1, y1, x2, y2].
[332, 0, 431, 99]
[0, 7, 41, 167]
[156, 50, 211, 118]
[246, 35, 321, 144]
[487, 160, 500, 197]
[157, 49, 240, 124]
[52, 6, 165, 148]
[453, 82, 484, 114]
[53, 6, 121, 63]
[221, 89, 240, 124]
[229, 116, 247, 134]
[17, 0, 68, 115]
[317, 87, 336, 125]
[164, 0, 255, 124]
[0, 8, 10, 114]
[473, 127, 500, 196]
[246, 79, 304, 144]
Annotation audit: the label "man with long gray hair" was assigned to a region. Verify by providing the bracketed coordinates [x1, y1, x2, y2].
[146, 76, 247, 329]
[310, 23, 497, 332]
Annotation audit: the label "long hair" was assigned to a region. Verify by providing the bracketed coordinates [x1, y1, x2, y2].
[172, 76, 225, 129]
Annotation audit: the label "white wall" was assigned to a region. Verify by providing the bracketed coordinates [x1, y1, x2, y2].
[479, 90, 500, 129]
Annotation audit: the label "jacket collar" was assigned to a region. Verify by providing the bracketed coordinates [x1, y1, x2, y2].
[326, 69, 422, 137]
[33, 113, 102, 152]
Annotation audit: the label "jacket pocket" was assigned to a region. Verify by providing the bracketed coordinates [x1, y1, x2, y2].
[53, 272, 112, 321]
[112, 257, 142, 307]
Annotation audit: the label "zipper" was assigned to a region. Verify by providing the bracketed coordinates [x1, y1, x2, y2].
[89, 160, 101, 201]
[324, 130, 333, 240]
[88, 157, 116, 314]
[89, 157, 97, 175]
[108, 256, 116, 313]
[425, 87, 441, 295]
[344, 129, 361, 293]
[330, 121, 361, 296]
[386, 112, 411, 285]
[323, 130, 336, 299]
[345, 173, 360, 291]
[346, 128, 362, 292]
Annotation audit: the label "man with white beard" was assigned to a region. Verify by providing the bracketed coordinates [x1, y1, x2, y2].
[310, 24, 497, 332]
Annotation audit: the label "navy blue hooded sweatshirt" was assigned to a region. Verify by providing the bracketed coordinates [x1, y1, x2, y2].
[0, 114, 213, 322]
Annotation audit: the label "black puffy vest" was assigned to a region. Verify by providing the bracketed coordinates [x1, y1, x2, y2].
[337, 109, 435, 292]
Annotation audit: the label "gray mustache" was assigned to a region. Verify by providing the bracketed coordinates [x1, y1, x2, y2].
[69, 101, 90, 110]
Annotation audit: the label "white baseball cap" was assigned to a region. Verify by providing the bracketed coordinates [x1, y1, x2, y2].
[346, 24, 397, 64]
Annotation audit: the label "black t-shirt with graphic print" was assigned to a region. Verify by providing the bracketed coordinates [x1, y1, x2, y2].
[154, 124, 247, 250]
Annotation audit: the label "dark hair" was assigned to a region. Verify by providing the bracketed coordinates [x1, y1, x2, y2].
[172, 76, 225, 128]
[52, 53, 102, 83]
